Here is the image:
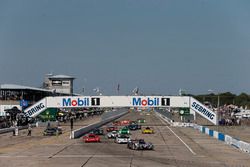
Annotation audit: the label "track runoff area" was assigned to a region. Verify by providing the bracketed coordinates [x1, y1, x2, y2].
[1, 110, 250, 167]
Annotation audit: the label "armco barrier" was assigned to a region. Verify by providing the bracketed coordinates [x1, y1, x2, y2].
[239, 141, 250, 153]
[0, 127, 15, 134]
[218, 133, 225, 141]
[197, 127, 249, 154]
[209, 129, 213, 137]
[71, 110, 128, 139]
[0, 124, 35, 134]
[213, 131, 218, 139]
[205, 127, 209, 135]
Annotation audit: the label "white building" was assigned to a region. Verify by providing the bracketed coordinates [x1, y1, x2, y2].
[43, 74, 75, 95]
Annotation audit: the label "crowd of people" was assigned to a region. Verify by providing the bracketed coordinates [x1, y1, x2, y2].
[211, 104, 250, 126]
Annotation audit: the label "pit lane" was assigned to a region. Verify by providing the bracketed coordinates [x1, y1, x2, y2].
[0, 111, 250, 167]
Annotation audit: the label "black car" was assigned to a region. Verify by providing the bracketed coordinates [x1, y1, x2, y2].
[127, 139, 154, 150]
[128, 124, 141, 130]
[91, 128, 104, 135]
[43, 127, 62, 136]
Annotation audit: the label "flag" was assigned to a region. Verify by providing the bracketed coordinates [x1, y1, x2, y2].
[117, 84, 120, 92]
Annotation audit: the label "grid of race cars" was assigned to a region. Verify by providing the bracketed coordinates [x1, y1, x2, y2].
[83, 118, 154, 150]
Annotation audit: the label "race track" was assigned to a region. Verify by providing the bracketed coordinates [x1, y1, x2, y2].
[0, 111, 249, 167]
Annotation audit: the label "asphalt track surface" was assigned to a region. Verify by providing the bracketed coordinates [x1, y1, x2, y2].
[0, 112, 250, 167]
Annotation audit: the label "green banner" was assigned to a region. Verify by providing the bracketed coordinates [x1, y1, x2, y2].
[179, 108, 190, 115]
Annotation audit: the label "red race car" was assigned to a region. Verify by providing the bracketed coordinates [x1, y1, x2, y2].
[83, 134, 101, 143]
[112, 121, 121, 126]
[120, 120, 130, 125]
[106, 126, 118, 132]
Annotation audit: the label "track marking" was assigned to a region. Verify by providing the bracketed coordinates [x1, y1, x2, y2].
[157, 114, 197, 155]
[0, 154, 177, 158]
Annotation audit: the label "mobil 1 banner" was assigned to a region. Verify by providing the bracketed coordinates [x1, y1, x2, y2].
[190, 97, 217, 125]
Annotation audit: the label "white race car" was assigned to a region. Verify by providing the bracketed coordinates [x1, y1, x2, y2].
[107, 130, 119, 139]
[114, 134, 131, 144]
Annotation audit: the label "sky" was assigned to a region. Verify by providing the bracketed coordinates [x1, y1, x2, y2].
[0, 0, 250, 95]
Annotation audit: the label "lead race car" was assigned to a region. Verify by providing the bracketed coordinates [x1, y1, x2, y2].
[127, 139, 154, 150]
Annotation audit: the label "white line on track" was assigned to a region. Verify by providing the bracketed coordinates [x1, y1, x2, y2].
[0, 155, 177, 158]
[157, 114, 197, 155]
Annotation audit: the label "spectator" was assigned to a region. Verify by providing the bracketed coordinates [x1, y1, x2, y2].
[27, 124, 32, 136]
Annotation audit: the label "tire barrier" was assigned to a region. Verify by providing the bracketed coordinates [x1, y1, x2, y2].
[71, 109, 128, 139]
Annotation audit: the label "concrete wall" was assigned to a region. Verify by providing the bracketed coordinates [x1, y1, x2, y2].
[71, 109, 128, 139]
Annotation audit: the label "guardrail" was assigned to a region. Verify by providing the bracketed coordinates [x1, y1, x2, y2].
[155, 110, 250, 154]
[0, 124, 35, 135]
[71, 109, 128, 139]
[0, 127, 15, 134]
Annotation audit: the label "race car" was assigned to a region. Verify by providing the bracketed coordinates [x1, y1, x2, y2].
[106, 126, 118, 132]
[120, 120, 130, 125]
[83, 134, 101, 143]
[106, 130, 119, 139]
[127, 139, 154, 150]
[119, 127, 130, 134]
[112, 121, 121, 126]
[128, 124, 141, 131]
[129, 121, 137, 125]
[43, 127, 62, 136]
[142, 127, 154, 134]
[137, 118, 146, 123]
[115, 134, 131, 144]
[90, 128, 104, 135]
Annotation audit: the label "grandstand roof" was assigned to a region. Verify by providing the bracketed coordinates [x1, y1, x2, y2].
[0, 84, 53, 93]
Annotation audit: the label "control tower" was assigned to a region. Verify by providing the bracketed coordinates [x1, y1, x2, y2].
[43, 74, 75, 95]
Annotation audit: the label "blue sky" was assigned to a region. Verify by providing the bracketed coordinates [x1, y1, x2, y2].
[0, 0, 250, 95]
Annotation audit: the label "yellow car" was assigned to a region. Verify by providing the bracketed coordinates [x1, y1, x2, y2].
[142, 127, 154, 134]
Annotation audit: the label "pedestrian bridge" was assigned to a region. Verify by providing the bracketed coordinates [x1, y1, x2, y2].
[23, 96, 217, 125]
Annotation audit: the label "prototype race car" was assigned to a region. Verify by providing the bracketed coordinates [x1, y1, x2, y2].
[83, 134, 101, 143]
[127, 139, 154, 150]
[106, 126, 118, 132]
[112, 121, 121, 126]
[90, 128, 104, 135]
[119, 127, 130, 134]
[115, 134, 131, 144]
[43, 127, 62, 136]
[137, 118, 146, 123]
[142, 127, 154, 134]
[120, 120, 130, 125]
[106, 130, 119, 139]
[128, 124, 141, 131]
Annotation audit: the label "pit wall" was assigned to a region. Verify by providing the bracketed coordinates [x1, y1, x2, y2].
[155, 110, 250, 154]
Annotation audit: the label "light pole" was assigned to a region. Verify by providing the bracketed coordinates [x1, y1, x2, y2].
[208, 89, 220, 125]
